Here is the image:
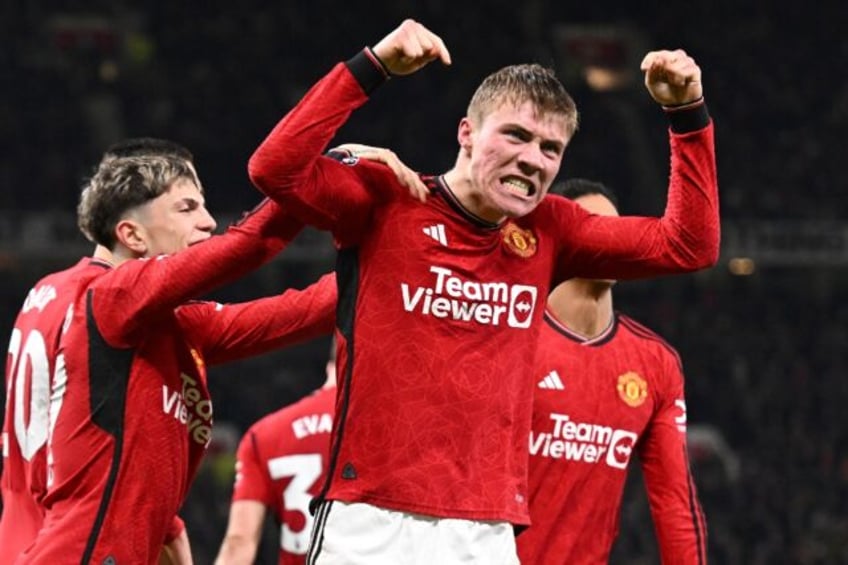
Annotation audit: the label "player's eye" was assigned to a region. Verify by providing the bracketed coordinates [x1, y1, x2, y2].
[506, 128, 529, 141]
[541, 141, 563, 157]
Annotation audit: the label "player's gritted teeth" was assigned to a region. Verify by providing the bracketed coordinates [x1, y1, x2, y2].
[502, 177, 535, 198]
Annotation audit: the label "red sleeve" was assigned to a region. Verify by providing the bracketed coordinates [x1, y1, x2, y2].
[637, 349, 708, 564]
[91, 200, 302, 347]
[163, 515, 185, 544]
[175, 273, 337, 365]
[232, 428, 276, 506]
[552, 119, 720, 282]
[248, 54, 405, 245]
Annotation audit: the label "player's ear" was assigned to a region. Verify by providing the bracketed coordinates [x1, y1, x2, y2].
[457, 117, 474, 156]
[114, 218, 148, 256]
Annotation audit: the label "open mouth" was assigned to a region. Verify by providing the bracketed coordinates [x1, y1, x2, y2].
[502, 177, 535, 198]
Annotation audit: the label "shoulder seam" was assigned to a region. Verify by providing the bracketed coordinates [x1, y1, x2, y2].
[618, 315, 683, 369]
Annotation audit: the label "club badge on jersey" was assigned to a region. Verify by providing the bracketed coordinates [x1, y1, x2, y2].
[616, 372, 648, 407]
[501, 223, 537, 258]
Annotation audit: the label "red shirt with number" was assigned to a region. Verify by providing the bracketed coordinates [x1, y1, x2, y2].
[20, 202, 335, 564]
[232, 386, 336, 564]
[1, 258, 91, 562]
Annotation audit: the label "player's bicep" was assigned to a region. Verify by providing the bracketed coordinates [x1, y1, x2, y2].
[564, 215, 678, 280]
[174, 301, 225, 354]
[268, 155, 380, 239]
[638, 356, 688, 467]
[550, 196, 703, 282]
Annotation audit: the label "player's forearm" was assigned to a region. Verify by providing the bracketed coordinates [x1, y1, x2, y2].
[190, 272, 338, 365]
[214, 537, 259, 565]
[640, 425, 708, 563]
[647, 472, 708, 563]
[659, 102, 720, 271]
[248, 52, 389, 228]
[559, 105, 718, 282]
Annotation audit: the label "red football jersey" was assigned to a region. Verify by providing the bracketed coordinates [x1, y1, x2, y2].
[0, 258, 91, 562]
[20, 202, 335, 564]
[249, 52, 718, 524]
[516, 309, 707, 564]
[232, 386, 336, 565]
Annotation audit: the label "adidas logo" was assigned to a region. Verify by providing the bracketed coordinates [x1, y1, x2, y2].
[423, 223, 448, 246]
[538, 370, 565, 390]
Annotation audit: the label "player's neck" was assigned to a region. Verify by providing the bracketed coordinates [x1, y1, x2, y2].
[107, 246, 145, 268]
[91, 245, 114, 264]
[442, 166, 506, 224]
[547, 279, 614, 339]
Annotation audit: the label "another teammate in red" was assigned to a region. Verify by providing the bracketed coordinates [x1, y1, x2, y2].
[1, 258, 105, 564]
[216, 344, 337, 565]
[516, 179, 708, 564]
[18, 155, 335, 564]
[249, 19, 719, 563]
[0, 138, 198, 564]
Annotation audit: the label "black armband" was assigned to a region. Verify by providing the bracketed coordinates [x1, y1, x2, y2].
[324, 148, 352, 162]
[345, 48, 390, 95]
[663, 98, 710, 133]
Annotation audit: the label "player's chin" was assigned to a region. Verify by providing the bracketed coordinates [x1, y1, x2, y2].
[499, 196, 541, 219]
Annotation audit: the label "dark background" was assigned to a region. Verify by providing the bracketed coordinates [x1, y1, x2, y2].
[2, 1, 847, 563]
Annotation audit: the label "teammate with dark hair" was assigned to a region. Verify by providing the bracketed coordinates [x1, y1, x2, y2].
[517, 179, 708, 564]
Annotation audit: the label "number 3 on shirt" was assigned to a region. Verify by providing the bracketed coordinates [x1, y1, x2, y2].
[267, 453, 323, 554]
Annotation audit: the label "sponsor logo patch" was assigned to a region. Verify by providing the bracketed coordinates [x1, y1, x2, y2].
[401, 265, 538, 328]
[530, 413, 637, 469]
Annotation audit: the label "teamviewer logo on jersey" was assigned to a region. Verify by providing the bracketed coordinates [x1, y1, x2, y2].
[606, 429, 638, 469]
[529, 413, 638, 470]
[422, 223, 448, 246]
[507, 285, 536, 328]
[400, 266, 538, 328]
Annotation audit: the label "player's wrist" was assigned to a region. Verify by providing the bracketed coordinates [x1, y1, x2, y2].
[365, 47, 392, 77]
[345, 48, 391, 95]
[663, 98, 709, 133]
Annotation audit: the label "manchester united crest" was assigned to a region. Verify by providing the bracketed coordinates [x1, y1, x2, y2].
[501, 223, 537, 258]
[616, 372, 647, 407]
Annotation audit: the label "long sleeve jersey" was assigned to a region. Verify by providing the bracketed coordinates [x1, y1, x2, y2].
[517, 309, 707, 564]
[20, 202, 335, 564]
[247, 50, 719, 524]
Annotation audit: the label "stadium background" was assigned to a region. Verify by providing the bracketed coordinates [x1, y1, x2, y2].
[2, 2, 846, 563]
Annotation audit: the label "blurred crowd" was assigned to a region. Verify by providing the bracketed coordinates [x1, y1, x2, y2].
[2, 1, 847, 563]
